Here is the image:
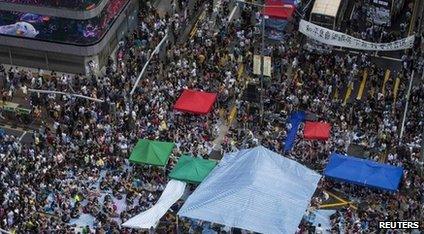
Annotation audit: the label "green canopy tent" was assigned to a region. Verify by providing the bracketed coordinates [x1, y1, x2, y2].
[129, 139, 175, 166]
[169, 155, 217, 184]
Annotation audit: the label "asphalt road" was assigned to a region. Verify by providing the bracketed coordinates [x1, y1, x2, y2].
[0, 123, 34, 144]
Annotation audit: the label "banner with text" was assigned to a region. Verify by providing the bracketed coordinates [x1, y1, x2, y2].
[299, 20, 415, 51]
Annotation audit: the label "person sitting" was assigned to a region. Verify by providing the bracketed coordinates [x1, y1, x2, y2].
[70, 208, 79, 219]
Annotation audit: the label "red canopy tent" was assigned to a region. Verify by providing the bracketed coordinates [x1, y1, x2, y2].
[174, 89, 217, 115]
[263, 0, 295, 20]
[304, 121, 331, 141]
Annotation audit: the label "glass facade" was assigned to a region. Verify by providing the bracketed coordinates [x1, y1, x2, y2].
[0, 0, 104, 10]
[0, 0, 128, 45]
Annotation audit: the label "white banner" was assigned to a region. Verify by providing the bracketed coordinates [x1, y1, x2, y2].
[299, 20, 415, 51]
[253, 55, 272, 77]
[122, 180, 186, 229]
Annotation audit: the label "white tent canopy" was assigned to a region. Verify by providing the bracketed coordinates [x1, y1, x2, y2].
[178, 146, 321, 234]
[122, 179, 186, 229]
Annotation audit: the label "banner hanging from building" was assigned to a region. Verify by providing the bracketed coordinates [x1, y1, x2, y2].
[298, 20, 415, 51]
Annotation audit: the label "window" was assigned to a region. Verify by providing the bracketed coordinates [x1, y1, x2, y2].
[0, 0, 104, 10]
[0, 0, 129, 45]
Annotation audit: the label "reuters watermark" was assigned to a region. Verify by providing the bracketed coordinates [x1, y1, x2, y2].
[378, 221, 421, 229]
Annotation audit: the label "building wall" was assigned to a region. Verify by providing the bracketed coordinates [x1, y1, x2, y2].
[0, 0, 139, 74]
[0, 0, 110, 20]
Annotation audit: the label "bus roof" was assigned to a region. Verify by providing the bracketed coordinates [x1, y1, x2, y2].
[311, 0, 342, 18]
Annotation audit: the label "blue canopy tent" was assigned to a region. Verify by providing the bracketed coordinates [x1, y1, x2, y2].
[324, 153, 403, 191]
[284, 111, 305, 152]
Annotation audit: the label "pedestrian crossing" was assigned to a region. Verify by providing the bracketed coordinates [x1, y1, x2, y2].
[381, 69, 391, 96]
[237, 63, 244, 80]
[318, 190, 357, 210]
[189, 9, 206, 39]
[342, 81, 353, 106]
[227, 105, 238, 125]
[356, 69, 368, 100]
[393, 75, 401, 103]
[0, 101, 19, 109]
[337, 69, 402, 105]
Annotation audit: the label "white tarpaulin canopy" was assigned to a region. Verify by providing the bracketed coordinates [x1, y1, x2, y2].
[178, 146, 321, 234]
[122, 179, 186, 229]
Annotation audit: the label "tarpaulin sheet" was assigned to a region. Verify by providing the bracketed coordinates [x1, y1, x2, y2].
[313, 210, 336, 232]
[324, 153, 403, 191]
[284, 111, 305, 151]
[174, 89, 217, 115]
[304, 121, 331, 140]
[178, 146, 321, 234]
[122, 179, 186, 229]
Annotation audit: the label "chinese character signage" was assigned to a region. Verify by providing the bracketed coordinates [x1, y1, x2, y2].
[299, 20, 414, 51]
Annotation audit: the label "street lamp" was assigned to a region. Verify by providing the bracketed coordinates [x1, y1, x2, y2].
[260, 14, 267, 125]
[234, 0, 282, 124]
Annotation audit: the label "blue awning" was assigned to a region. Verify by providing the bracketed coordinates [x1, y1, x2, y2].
[324, 153, 403, 191]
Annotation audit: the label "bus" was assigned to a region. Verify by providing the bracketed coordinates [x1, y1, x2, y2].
[309, 0, 346, 29]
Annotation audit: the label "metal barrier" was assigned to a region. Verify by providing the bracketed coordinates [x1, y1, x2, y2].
[1, 104, 32, 125]
[0, 228, 11, 234]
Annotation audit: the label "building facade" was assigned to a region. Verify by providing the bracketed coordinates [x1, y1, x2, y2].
[0, 0, 139, 74]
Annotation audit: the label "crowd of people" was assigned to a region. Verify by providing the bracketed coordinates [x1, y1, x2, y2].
[1, 0, 234, 232]
[342, 0, 413, 43]
[0, 0, 423, 233]
[224, 3, 424, 234]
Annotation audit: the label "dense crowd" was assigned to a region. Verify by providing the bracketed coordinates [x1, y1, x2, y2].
[343, 0, 413, 43]
[224, 4, 424, 234]
[0, 0, 423, 233]
[1, 0, 233, 233]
